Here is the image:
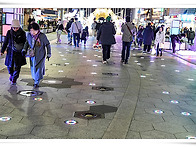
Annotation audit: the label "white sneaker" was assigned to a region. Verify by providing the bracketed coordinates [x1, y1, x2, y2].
[102, 61, 107, 64]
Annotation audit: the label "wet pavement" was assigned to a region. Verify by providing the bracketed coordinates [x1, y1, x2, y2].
[0, 32, 196, 139]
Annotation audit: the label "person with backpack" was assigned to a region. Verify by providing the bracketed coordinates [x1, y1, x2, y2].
[0, 19, 26, 85]
[121, 16, 136, 64]
[70, 18, 83, 48]
[56, 19, 64, 44]
[187, 27, 195, 45]
[81, 26, 89, 47]
[65, 18, 74, 45]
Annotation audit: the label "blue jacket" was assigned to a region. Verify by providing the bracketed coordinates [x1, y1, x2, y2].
[97, 22, 116, 45]
[143, 26, 154, 45]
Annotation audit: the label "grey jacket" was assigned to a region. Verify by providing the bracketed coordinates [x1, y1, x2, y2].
[121, 22, 136, 42]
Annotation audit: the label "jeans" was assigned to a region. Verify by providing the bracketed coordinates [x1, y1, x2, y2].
[68, 32, 72, 43]
[73, 33, 80, 47]
[102, 45, 111, 61]
[143, 44, 151, 52]
[156, 43, 162, 56]
[121, 41, 132, 62]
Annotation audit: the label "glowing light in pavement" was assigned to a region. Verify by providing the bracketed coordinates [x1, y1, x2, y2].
[161, 65, 166, 67]
[79, 53, 83, 55]
[140, 75, 146, 78]
[58, 70, 64, 72]
[65, 120, 77, 125]
[62, 58, 66, 60]
[0, 117, 11, 122]
[94, 55, 98, 57]
[161, 58, 165, 60]
[33, 98, 43, 101]
[154, 110, 164, 114]
[98, 56, 102, 58]
[188, 79, 194, 81]
[137, 63, 141, 65]
[181, 112, 191, 116]
[141, 57, 144, 59]
[48, 80, 57, 83]
[65, 63, 70, 65]
[60, 55, 64, 56]
[91, 72, 97, 75]
[150, 61, 154, 63]
[162, 91, 170, 94]
[58, 52, 62, 53]
[175, 70, 180, 72]
[132, 54, 136, 56]
[83, 56, 87, 58]
[170, 100, 179, 104]
[186, 136, 196, 139]
[85, 100, 96, 104]
[89, 83, 96, 86]
[134, 61, 138, 63]
[87, 60, 92, 62]
[92, 64, 98, 67]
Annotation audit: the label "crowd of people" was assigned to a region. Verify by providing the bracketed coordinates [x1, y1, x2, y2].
[1, 16, 196, 87]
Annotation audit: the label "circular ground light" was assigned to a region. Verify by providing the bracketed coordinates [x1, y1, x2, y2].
[89, 83, 96, 86]
[0, 117, 11, 122]
[161, 58, 165, 60]
[181, 112, 191, 116]
[137, 63, 141, 65]
[65, 120, 78, 125]
[140, 75, 146, 78]
[175, 70, 180, 72]
[58, 70, 64, 73]
[141, 57, 144, 59]
[33, 98, 43, 101]
[19, 90, 43, 97]
[188, 79, 194, 81]
[134, 61, 138, 63]
[64, 63, 70, 65]
[85, 100, 96, 104]
[161, 65, 166, 67]
[150, 61, 155, 63]
[91, 72, 97, 75]
[186, 136, 196, 139]
[154, 110, 164, 114]
[62, 58, 66, 61]
[162, 91, 169, 94]
[92, 64, 98, 67]
[170, 100, 179, 104]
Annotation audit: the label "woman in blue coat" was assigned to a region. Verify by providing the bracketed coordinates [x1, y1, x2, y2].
[143, 23, 154, 53]
[1, 19, 26, 85]
[97, 16, 116, 64]
[23, 23, 51, 88]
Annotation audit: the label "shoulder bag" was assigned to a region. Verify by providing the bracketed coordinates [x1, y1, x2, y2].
[126, 23, 133, 40]
[27, 34, 40, 57]
[75, 22, 81, 34]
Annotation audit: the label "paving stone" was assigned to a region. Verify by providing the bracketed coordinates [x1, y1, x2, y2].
[0, 135, 7, 139]
[153, 122, 187, 134]
[174, 132, 196, 139]
[7, 134, 40, 139]
[134, 113, 164, 123]
[140, 130, 176, 139]
[129, 120, 154, 132]
[126, 131, 141, 139]
[163, 115, 195, 125]
[0, 123, 34, 136]
[184, 125, 196, 132]
[31, 125, 69, 139]
[0, 106, 14, 115]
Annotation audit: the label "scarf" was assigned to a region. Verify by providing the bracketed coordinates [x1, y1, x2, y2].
[31, 30, 41, 41]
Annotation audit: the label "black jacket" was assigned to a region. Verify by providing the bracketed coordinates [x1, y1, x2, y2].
[97, 22, 116, 45]
[1, 28, 26, 67]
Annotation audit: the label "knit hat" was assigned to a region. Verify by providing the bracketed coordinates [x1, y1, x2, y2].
[11, 19, 20, 27]
[106, 16, 111, 22]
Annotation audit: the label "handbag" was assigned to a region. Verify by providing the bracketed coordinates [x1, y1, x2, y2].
[27, 35, 39, 57]
[13, 41, 24, 52]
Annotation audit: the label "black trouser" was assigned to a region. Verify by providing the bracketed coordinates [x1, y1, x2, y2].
[188, 38, 194, 44]
[143, 44, 151, 52]
[121, 41, 131, 62]
[7, 53, 21, 81]
[102, 45, 111, 61]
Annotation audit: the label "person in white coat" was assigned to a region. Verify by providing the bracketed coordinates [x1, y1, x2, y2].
[155, 27, 165, 57]
[70, 18, 83, 47]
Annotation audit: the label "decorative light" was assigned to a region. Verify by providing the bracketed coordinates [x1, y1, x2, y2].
[161, 65, 166, 67]
[186, 136, 196, 139]
[87, 60, 92, 62]
[62, 58, 66, 60]
[0, 117, 11, 122]
[58, 70, 64, 72]
[170, 100, 179, 104]
[134, 61, 138, 63]
[141, 57, 144, 59]
[60, 55, 64, 57]
[132, 54, 136, 56]
[181, 112, 191, 116]
[83, 56, 87, 58]
[150, 61, 154, 63]
[161, 58, 165, 60]
[140, 75, 146, 78]
[65, 120, 77, 125]
[91, 72, 97, 75]
[188, 79, 194, 81]
[137, 63, 141, 65]
[154, 110, 164, 114]
[162, 91, 170, 94]
[89, 83, 96, 86]
[175, 70, 180, 72]
[79, 53, 83, 55]
[85, 100, 96, 104]
[65, 63, 70, 65]
[33, 98, 43, 101]
[92, 64, 98, 67]
[58, 52, 62, 53]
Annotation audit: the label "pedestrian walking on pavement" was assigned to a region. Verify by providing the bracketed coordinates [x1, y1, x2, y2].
[121, 16, 136, 64]
[56, 19, 64, 44]
[137, 25, 144, 49]
[23, 22, 51, 88]
[187, 27, 195, 45]
[70, 18, 83, 48]
[143, 23, 154, 53]
[1, 19, 27, 85]
[81, 26, 89, 47]
[97, 16, 116, 64]
[91, 19, 97, 37]
[154, 27, 165, 57]
[65, 18, 74, 45]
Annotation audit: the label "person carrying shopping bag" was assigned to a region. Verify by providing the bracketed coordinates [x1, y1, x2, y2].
[22, 22, 51, 88]
[154, 27, 165, 57]
[1, 19, 26, 85]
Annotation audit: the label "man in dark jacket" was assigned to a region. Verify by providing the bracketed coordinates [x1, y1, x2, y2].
[143, 23, 154, 53]
[187, 27, 195, 45]
[66, 18, 74, 45]
[97, 16, 116, 64]
[1, 19, 26, 85]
